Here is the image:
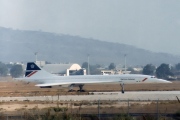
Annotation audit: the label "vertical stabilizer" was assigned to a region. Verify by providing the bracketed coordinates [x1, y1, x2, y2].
[25, 62, 55, 79]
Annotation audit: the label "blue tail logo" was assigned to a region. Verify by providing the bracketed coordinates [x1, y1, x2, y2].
[26, 62, 41, 70]
[25, 62, 41, 77]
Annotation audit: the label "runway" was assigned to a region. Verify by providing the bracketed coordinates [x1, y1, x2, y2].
[0, 91, 179, 101]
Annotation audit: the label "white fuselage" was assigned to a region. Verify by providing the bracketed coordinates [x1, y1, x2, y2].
[17, 62, 171, 92]
[24, 74, 171, 87]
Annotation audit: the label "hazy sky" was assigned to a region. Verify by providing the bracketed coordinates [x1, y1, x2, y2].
[0, 0, 180, 55]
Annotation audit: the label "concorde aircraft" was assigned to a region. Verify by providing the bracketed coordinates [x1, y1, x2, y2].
[16, 62, 171, 93]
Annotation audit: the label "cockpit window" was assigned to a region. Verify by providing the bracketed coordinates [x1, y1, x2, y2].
[151, 76, 156, 78]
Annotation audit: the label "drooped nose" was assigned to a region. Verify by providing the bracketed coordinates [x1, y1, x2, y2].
[157, 79, 172, 83]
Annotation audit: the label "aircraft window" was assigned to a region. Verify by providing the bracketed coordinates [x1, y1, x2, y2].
[151, 76, 156, 78]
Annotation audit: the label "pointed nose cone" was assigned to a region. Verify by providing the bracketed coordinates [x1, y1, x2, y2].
[157, 79, 172, 83]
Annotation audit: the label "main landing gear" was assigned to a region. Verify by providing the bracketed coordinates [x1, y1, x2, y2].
[68, 84, 75, 92]
[68, 84, 85, 92]
[77, 84, 85, 92]
[120, 83, 125, 94]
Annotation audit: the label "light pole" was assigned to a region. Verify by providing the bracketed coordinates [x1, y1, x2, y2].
[124, 54, 127, 73]
[87, 54, 90, 75]
[34, 52, 38, 62]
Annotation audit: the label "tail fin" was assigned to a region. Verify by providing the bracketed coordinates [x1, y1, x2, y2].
[25, 62, 55, 79]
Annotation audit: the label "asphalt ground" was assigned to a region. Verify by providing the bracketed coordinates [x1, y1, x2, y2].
[0, 91, 179, 101]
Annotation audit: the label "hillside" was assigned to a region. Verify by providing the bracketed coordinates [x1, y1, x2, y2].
[0, 27, 179, 66]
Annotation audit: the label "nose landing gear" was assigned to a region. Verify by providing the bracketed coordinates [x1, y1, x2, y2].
[120, 83, 125, 94]
[68, 84, 85, 92]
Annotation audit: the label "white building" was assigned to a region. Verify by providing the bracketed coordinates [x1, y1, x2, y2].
[35, 61, 86, 76]
[42, 63, 86, 76]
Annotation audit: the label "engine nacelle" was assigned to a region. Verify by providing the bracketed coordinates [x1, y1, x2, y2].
[40, 86, 52, 88]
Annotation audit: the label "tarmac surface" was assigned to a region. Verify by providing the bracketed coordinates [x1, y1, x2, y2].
[0, 91, 179, 101]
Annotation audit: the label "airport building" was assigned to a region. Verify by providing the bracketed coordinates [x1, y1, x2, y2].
[36, 61, 86, 76]
[101, 70, 131, 75]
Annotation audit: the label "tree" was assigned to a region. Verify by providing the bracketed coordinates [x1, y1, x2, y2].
[175, 63, 180, 71]
[82, 62, 102, 75]
[90, 64, 101, 75]
[10, 64, 23, 78]
[0, 62, 8, 76]
[142, 64, 156, 75]
[108, 63, 116, 70]
[156, 63, 173, 79]
[81, 62, 88, 69]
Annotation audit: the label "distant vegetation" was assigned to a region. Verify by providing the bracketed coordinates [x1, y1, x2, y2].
[0, 62, 23, 78]
[1, 61, 180, 80]
[142, 63, 179, 80]
[142, 64, 156, 75]
[10, 64, 23, 78]
[0, 62, 8, 76]
[0, 27, 180, 65]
